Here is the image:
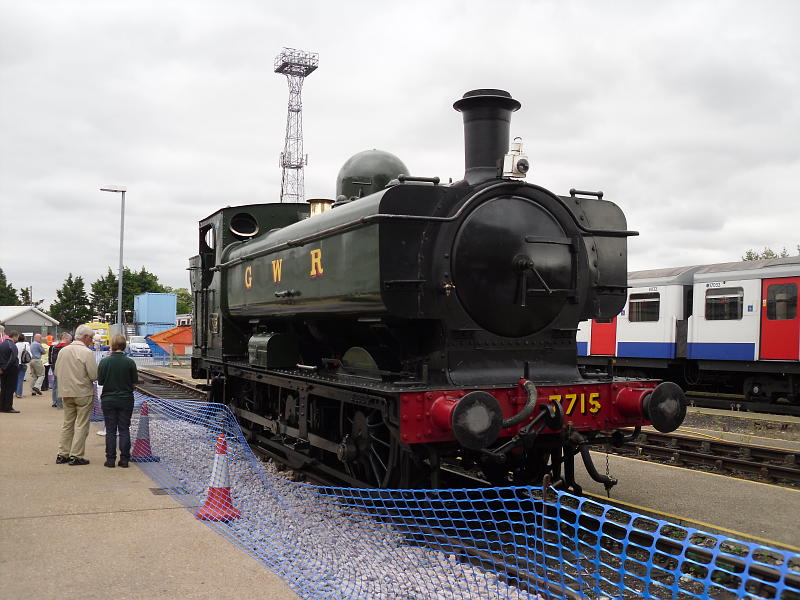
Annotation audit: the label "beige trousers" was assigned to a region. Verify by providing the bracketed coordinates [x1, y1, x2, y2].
[28, 359, 45, 390]
[58, 395, 93, 459]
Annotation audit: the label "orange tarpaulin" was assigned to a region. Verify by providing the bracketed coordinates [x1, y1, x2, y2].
[148, 325, 193, 355]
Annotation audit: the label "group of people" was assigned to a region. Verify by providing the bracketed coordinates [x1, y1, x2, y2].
[0, 324, 139, 468]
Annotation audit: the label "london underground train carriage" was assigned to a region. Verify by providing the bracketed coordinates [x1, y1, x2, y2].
[190, 88, 688, 492]
[578, 265, 702, 362]
[579, 256, 800, 406]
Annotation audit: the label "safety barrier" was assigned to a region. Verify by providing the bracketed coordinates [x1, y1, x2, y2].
[92, 350, 172, 368]
[129, 393, 799, 600]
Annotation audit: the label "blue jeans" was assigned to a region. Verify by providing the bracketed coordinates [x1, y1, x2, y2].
[15, 364, 27, 396]
[51, 376, 62, 408]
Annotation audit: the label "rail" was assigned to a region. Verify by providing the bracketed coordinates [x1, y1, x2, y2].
[609, 430, 800, 485]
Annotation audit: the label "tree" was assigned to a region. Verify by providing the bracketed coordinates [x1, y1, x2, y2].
[49, 273, 92, 331]
[742, 246, 794, 261]
[163, 286, 193, 314]
[19, 287, 32, 305]
[90, 268, 118, 318]
[175, 288, 193, 314]
[0, 268, 20, 305]
[90, 266, 167, 320]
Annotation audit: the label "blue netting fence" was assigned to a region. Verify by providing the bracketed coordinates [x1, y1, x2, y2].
[120, 393, 799, 600]
[90, 348, 185, 369]
[89, 350, 177, 421]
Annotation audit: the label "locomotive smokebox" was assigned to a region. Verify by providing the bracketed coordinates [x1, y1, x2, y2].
[454, 89, 521, 184]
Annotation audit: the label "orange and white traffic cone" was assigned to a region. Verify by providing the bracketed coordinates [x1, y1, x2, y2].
[196, 432, 241, 522]
[130, 400, 160, 462]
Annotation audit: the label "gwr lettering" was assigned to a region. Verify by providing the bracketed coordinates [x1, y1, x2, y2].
[310, 249, 324, 278]
[272, 259, 283, 283]
[244, 265, 253, 289]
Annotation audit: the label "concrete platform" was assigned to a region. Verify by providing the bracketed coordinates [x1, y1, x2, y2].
[578, 451, 800, 551]
[0, 388, 299, 600]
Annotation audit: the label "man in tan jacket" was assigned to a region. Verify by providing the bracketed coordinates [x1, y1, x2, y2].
[55, 325, 99, 466]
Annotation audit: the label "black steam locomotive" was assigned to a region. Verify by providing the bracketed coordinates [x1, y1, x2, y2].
[190, 89, 686, 491]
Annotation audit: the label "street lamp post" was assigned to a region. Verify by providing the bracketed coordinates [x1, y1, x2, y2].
[100, 186, 127, 333]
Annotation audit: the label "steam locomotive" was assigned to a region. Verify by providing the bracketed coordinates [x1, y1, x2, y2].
[190, 89, 687, 492]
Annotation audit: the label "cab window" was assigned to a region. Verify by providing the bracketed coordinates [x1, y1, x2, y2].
[705, 287, 743, 320]
[629, 292, 660, 322]
[767, 284, 798, 320]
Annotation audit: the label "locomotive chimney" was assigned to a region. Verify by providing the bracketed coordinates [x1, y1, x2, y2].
[453, 89, 521, 185]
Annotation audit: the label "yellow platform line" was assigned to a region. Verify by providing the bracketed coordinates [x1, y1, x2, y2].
[585, 491, 800, 553]
[596, 451, 800, 492]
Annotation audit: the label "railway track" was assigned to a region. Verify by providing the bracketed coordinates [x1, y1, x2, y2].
[136, 369, 207, 401]
[685, 391, 800, 418]
[399, 485, 798, 600]
[610, 429, 800, 486]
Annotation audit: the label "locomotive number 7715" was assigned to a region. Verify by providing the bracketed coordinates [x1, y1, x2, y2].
[548, 393, 602, 415]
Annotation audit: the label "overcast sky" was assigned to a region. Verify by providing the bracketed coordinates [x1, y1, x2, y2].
[2, 0, 798, 309]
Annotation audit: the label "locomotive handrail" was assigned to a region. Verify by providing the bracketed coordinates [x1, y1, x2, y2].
[212, 182, 639, 271]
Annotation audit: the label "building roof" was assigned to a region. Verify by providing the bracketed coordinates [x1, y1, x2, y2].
[0, 306, 60, 326]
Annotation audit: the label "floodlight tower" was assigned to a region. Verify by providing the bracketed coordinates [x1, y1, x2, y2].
[274, 47, 318, 203]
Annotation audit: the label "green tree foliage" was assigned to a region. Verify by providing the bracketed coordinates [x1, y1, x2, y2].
[49, 274, 92, 331]
[19, 287, 32, 305]
[90, 268, 118, 318]
[0, 268, 21, 305]
[164, 286, 193, 314]
[742, 246, 794, 261]
[90, 266, 167, 319]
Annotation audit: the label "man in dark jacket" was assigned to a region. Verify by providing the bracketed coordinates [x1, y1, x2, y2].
[0, 331, 21, 413]
[49, 332, 72, 408]
[97, 334, 139, 468]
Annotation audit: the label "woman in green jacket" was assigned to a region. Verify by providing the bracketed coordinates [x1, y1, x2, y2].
[97, 334, 138, 468]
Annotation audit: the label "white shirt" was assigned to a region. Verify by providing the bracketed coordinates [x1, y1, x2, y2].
[16, 341, 31, 362]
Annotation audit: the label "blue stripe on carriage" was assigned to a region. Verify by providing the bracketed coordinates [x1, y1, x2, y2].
[577, 342, 588, 356]
[617, 342, 675, 359]
[687, 342, 756, 361]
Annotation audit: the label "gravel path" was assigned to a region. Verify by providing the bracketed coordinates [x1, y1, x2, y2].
[131, 393, 537, 600]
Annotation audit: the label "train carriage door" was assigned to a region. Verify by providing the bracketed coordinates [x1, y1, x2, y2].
[760, 277, 800, 360]
[590, 317, 617, 355]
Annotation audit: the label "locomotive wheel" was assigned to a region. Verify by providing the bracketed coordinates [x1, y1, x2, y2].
[339, 409, 400, 488]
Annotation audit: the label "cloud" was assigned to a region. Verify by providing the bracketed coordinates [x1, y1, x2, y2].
[1, 0, 799, 311]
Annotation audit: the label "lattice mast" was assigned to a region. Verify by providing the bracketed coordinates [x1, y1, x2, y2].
[274, 48, 319, 203]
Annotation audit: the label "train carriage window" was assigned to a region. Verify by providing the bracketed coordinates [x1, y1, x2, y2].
[767, 283, 798, 320]
[705, 287, 743, 320]
[629, 292, 660, 322]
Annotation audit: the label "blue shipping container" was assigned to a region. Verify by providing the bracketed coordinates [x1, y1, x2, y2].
[138, 323, 174, 337]
[134, 293, 177, 326]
